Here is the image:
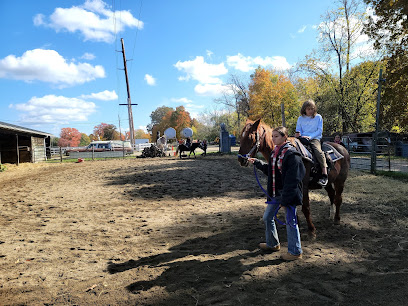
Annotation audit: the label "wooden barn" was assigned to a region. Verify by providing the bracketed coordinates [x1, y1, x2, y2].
[0, 121, 52, 164]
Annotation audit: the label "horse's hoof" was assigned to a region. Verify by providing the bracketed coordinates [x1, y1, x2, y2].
[307, 231, 317, 240]
[334, 219, 341, 225]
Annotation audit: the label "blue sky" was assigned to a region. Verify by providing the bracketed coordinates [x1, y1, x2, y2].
[0, 0, 338, 137]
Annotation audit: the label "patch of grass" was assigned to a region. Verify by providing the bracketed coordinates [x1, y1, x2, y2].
[0, 163, 7, 172]
[376, 170, 408, 182]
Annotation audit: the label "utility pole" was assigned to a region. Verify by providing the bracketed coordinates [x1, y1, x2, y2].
[371, 68, 386, 174]
[119, 38, 137, 147]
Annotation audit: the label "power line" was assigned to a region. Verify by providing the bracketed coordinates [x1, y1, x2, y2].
[129, 0, 143, 75]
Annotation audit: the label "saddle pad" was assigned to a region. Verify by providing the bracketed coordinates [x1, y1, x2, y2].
[294, 138, 313, 162]
[322, 143, 344, 162]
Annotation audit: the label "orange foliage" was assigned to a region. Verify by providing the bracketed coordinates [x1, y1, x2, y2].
[249, 68, 300, 129]
[58, 127, 81, 147]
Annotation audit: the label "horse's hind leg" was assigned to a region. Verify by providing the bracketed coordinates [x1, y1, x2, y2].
[325, 184, 336, 220]
[301, 190, 316, 237]
[333, 182, 345, 225]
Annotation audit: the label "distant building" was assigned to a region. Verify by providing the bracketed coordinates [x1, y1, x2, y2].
[0, 121, 52, 164]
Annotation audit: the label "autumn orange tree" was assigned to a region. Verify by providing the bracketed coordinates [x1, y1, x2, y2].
[134, 129, 150, 140]
[248, 68, 300, 133]
[58, 127, 81, 147]
[93, 123, 120, 140]
[149, 106, 194, 141]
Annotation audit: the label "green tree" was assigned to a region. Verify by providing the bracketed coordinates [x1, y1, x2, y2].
[147, 106, 174, 133]
[79, 133, 91, 146]
[364, 0, 408, 132]
[215, 74, 250, 140]
[297, 0, 382, 133]
[134, 129, 150, 139]
[93, 123, 120, 140]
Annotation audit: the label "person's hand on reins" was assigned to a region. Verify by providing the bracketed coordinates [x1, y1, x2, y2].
[248, 158, 258, 164]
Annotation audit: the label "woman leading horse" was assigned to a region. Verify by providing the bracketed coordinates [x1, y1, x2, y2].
[238, 119, 350, 237]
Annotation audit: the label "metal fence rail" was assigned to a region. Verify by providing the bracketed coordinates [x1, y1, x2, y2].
[350, 155, 408, 173]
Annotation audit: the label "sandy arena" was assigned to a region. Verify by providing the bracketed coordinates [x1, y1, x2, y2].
[0, 155, 407, 305]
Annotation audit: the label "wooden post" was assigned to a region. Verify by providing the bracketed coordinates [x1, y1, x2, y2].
[16, 134, 19, 166]
[59, 147, 63, 162]
[371, 69, 385, 174]
[281, 103, 286, 127]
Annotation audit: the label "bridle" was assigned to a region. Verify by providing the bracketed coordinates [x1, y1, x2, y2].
[241, 126, 264, 159]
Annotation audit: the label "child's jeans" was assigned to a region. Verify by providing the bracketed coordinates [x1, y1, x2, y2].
[263, 203, 302, 255]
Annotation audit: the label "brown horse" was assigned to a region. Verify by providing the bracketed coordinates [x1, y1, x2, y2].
[238, 119, 350, 236]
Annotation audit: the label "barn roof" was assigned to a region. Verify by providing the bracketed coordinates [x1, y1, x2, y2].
[0, 121, 52, 137]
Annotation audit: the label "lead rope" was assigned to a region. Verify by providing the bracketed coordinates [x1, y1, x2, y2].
[238, 153, 298, 228]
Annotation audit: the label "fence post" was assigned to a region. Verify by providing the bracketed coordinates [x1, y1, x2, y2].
[92, 145, 94, 161]
[371, 69, 385, 174]
[59, 147, 62, 162]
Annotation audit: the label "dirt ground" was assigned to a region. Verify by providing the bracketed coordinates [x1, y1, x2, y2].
[0, 155, 407, 305]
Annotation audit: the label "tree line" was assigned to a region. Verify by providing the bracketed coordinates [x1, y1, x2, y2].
[53, 123, 150, 147]
[150, 0, 407, 142]
[57, 0, 407, 146]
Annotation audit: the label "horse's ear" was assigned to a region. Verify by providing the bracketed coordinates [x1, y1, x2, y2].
[252, 118, 261, 131]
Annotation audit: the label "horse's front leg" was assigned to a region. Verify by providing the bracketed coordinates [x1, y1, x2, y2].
[301, 188, 316, 237]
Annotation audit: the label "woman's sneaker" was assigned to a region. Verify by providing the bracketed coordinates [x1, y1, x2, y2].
[259, 243, 280, 252]
[281, 252, 303, 261]
[318, 175, 328, 186]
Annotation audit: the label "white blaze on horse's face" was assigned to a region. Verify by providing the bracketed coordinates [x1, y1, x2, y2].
[242, 131, 246, 138]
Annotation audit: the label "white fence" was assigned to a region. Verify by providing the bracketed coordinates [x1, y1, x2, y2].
[49, 147, 84, 155]
[50, 143, 155, 156]
[134, 143, 153, 151]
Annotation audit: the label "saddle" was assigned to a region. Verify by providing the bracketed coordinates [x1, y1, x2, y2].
[294, 138, 344, 187]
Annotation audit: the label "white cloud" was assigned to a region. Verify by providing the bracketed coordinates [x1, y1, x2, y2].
[170, 97, 192, 104]
[34, 0, 143, 43]
[33, 13, 45, 26]
[194, 83, 233, 96]
[170, 97, 204, 119]
[227, 53, 291, 72]
[80, 90, 117, 100]
[0, 49, 105, 87]
[10, 95, 96, 124]
[144, 74, 156, 86]
[174, 56, 228, 84]
[80, 52, 96, 60]
[206, 50, 213, 58]
[298, 25, 307, 33]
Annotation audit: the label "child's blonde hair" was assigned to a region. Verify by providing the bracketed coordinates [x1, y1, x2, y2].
[273, 126, 288, 138]
[300, 99, 317, 117]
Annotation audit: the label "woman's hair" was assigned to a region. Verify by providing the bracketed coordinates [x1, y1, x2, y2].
[273, 126, 288, 137]
[300, 99, 317, 117]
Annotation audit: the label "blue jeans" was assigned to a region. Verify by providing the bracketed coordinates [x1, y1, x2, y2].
[263, 203, 302, 255]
